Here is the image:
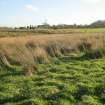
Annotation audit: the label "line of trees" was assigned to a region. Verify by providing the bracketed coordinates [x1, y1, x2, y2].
[17, 20, 105, 29]
[1, 20, 105, 30]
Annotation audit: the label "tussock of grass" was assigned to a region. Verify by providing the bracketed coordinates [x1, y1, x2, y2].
[33, 47, 50, 64]
[0, 52, 11, 67]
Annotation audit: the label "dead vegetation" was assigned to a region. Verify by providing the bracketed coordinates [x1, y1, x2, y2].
[0, 33, 105, 72]
[0, 52, 11, 67]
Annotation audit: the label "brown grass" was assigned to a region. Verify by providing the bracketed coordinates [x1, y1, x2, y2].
[0, 33, 105, 66]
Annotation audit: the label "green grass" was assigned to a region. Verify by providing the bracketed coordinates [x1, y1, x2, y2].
[0, 53, 105, 105]
[1, 28, 105, 37]
[79, 28, 105, 33]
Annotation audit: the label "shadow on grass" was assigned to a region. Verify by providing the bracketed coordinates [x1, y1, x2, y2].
[0, 66, 23, 81]
[0, 96, 26, 105]
[59, 53, 103, 62]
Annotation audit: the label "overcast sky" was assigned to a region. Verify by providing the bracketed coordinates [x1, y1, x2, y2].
[0, 0, 105, 27]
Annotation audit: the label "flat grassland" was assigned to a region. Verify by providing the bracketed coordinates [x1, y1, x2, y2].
[1, 28, 105, 37]
[0, 29, 105, 105]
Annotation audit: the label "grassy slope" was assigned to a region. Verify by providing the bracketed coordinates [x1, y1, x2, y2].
[0, 53, 105, 105]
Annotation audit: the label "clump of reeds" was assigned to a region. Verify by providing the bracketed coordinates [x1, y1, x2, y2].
[0, 33, 105, 67]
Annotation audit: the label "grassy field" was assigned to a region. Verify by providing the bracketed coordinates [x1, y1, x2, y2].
[0, 32, 105, 105]
[1, 28, 105, 37]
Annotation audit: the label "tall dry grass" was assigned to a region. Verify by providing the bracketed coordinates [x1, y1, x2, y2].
[0, 33, 105, 67]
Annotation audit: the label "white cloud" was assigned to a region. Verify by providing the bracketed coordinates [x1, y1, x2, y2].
[81, 0, 103, 4]
[25, 4, 38, 12]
